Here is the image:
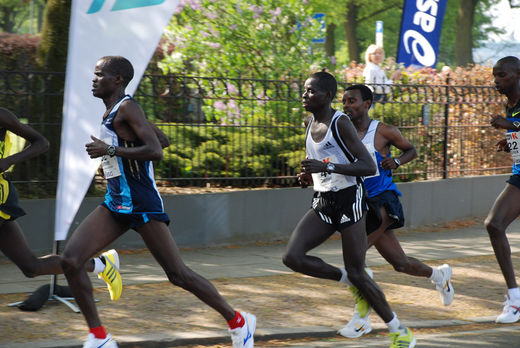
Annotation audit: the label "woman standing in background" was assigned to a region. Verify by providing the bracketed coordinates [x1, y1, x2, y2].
[363, 45, 401, 105]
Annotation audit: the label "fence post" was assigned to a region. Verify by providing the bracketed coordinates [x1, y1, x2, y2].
[443, 77, 450, 179]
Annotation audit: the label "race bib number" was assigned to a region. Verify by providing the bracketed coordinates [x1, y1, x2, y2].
[506, 131, 520, 165]
[101, 138, 121, 179]
[101, 155, 121, 179]
[364, 143, 380, 178]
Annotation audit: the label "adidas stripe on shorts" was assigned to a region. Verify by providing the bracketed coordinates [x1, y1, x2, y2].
[311, 183, 367, 230]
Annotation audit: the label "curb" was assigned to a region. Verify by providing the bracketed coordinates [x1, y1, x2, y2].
[0, 317, 498, 348]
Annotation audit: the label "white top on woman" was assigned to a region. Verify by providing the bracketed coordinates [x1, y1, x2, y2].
[363, 62, 392, 95]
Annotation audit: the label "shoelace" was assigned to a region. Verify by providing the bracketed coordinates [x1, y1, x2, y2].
[390, 332, 400, 346]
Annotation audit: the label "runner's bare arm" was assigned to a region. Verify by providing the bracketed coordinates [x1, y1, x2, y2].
[378, 124, 417, 170]
[148, 121, 170, 149]
[0, 108, 49, 172]
[86, 101, 162, 160]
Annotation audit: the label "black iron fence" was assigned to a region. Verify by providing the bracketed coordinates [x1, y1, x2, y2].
[0, 70, 511, 195]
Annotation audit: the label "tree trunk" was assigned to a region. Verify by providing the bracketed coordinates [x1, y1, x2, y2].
[325, 23, 336, 57]
[325, 23, 336, 68]
[343, 1, 360, 63]
[455, 0, 477, 66]
[33, 0, 71, 188]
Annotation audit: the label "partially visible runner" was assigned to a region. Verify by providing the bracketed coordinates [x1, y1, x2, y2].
[338, 84, 454, 338]
[283, 72, 416, 348]
[60, 56, 255, 348]
[0, 107, 122, 302]
[487, 55, 520, 324]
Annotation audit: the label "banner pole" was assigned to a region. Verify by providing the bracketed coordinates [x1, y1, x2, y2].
[47, 240, 80, 312]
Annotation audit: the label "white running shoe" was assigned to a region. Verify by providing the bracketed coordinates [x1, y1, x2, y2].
[496, 295, 520, 323]
[433, 264, 454, 306]
[82, 333, 118, 348]
[337, 307, 372, 338]
[229, 311, 256, 348]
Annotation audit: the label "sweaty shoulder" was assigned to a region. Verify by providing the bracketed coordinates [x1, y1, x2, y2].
[336, 113, 354, 127]
[376, 122, 399, 138]
[117, 98, 145, 119]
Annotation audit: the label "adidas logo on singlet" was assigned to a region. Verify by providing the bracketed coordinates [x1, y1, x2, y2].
[324, 141, 335, 149]
[340, 214, 350, 223]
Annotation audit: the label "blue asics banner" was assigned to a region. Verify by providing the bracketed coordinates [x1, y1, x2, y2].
[397, 0, 447, 68]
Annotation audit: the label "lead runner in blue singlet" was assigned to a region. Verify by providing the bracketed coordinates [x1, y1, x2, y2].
[487, 56, 520, 324]
[282, 71, 416, 348]
[60, 56, 255, 348]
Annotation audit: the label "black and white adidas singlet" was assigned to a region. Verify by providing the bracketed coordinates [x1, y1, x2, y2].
[305, 110, 359, 192]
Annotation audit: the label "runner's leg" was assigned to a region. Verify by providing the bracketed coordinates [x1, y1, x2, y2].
[485, 183, 520, 288]
[340, 214, 393, 322]
[61, 206, 126, 328]
[283, 209, 340, 281]
[137, 219, 236, 320]
[0, 220, 95, 277]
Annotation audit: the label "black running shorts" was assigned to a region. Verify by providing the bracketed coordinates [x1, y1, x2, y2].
[311, 183, 367, 230]
[101, 203, 170, 229]
[0, 180, 26, 221]
[507, 174, 520, 190]
[366, 190, 404, 233]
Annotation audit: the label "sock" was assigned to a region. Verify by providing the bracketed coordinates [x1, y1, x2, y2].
[93, 257, 105, 274]
[339, 268, 352, 286]
[227, 311, 245, 329]
[385, 313, 401, 333]
[508, 287, 520, 300]
[429, 266, 442, 283]
[89, 326, 107, 339]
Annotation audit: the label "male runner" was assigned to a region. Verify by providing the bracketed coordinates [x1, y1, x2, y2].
[338, 84, 454, 338]
[60, 56, 255, 348]
[283, 72, 416, 347]
[0, 107, 122, 303]
[487, 55, 520, 323]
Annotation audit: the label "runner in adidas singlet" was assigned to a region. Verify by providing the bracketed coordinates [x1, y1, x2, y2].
[304, 109, 366, 228]
[338, 84, 453, 340]
[283, 72, 416, 347]
[486, 56, 520, 324]
[305, 110, 360, 192]
[60, 56, 255, 348]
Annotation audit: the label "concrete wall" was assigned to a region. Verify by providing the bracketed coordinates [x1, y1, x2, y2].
[14, 175, 509, 254]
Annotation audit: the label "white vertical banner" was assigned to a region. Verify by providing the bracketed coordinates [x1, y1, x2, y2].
[55, 0, 179, 240]
[375, 20, 383, 47]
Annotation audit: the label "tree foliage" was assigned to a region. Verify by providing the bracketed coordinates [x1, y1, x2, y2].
[0, 0, 46, 33]
[159, 0, 329, 78]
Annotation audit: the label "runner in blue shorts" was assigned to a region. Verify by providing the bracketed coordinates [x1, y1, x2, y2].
[338, 84, 454, 339]
[60, 56, 255, 348]
[487, 56, 520, 324]
[283, 72, 415, 348]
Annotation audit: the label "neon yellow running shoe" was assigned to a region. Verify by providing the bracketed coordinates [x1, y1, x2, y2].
[349, 285, 370, 317]
[98, 249, 122, 301]
[348, 268, 373, 317]
[389, 327, 416, 348]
